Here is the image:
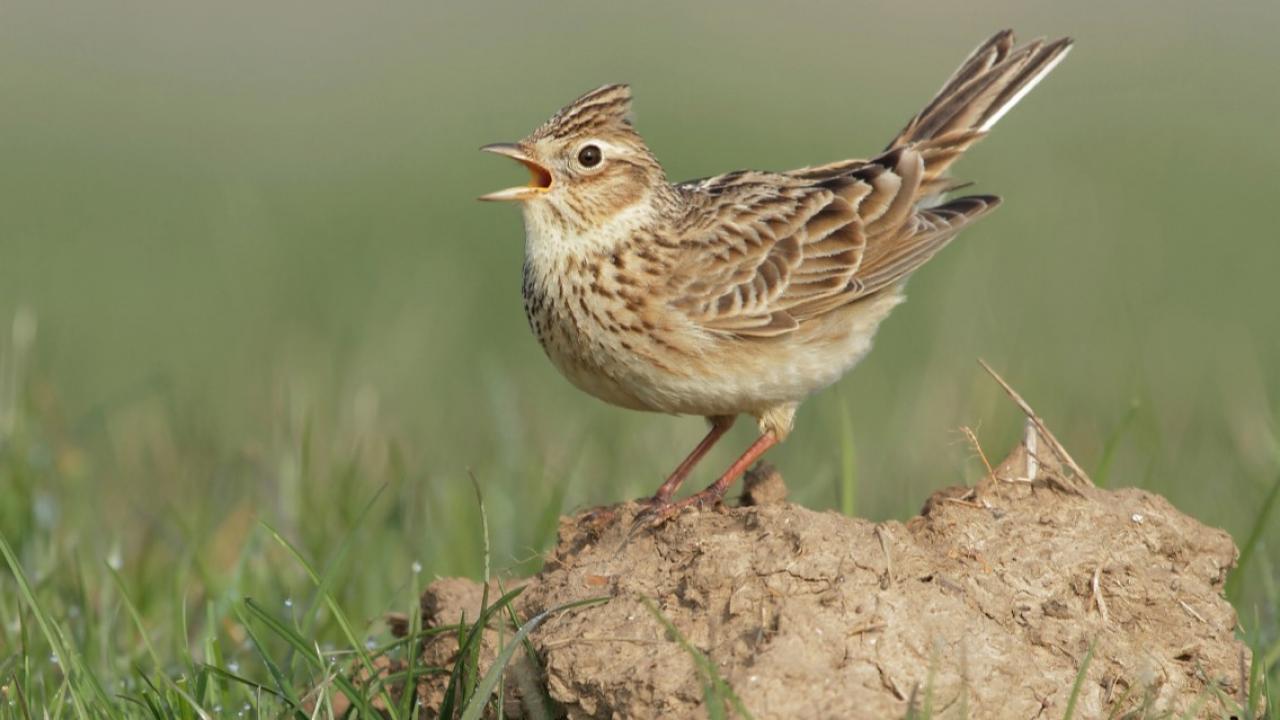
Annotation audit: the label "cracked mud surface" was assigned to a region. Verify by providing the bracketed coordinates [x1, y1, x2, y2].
[402, 440, 1251, 719]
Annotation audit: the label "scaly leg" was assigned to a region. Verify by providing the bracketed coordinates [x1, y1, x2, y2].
[644, 432, 780, 525]
[648, 415, 735, 504]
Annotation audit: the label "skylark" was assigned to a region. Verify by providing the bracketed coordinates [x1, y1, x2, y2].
[481, 30, 1072, 520]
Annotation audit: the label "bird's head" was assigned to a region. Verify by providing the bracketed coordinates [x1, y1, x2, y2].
[480, 84, 670, 240]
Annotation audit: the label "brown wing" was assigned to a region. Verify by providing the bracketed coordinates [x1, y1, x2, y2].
[669, 147, 998, 338]
[666, 30, 1071, 339]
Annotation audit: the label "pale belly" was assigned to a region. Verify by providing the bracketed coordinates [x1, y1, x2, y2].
[534, 287, 906, 418]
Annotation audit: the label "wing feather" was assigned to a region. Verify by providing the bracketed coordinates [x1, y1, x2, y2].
[668, 150, 997, 339]
[662, 30, 1066, 340]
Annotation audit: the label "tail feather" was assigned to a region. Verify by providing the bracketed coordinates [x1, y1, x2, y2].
[978, 38, 1074, 132]
[921, 31, 1017, 121]
[891, 31, 1072, 148]
[886, 31, 1073, 186]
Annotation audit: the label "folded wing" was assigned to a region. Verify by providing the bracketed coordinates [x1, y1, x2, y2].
[667, 30, 1069, 339]
[670, 147, 997, 338]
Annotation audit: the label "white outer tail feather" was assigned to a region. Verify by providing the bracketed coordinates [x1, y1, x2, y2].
[979, 44, 1073, 132]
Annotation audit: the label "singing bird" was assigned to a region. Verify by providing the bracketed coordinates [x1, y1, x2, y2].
[480, 30, 1072, 520]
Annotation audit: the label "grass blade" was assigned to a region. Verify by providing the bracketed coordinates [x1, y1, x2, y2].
[199, 664, 289, 703]
[1061, 639, 1095, 720]
[0, 530, 106, 718]
[238, 596, 383, 717]
[495, 579, 556, 718]
[902, 684, 920, 720]
[232, 599, 304, 712]
[642, 597, 754, 720]
[459, 596, 607, 720]
[466, 472, 492, 708]
[261, 518, 402, 720]
[103, 567, 164, 677]
[106, 565, 212, 719]
[439, 587, 525, 718]
[1225, 470, 1280, 602]
[397, 564, 426, 720]
[299, 482, 389, 637]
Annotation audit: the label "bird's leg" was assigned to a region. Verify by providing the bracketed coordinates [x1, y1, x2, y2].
[647, 432, 780, 523]
[647, 415, 735, 505]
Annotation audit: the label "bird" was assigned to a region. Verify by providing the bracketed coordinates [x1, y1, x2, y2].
[479, 30, 1072, 521]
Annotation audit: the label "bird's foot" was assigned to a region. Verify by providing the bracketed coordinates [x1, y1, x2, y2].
[630, 488, 727, 530]
[627, 494, 672, 531]
[670, 487, 731, 514]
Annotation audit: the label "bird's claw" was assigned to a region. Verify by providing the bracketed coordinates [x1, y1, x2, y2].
[628, 497, 674, 532]
[631, 491, 726, 532]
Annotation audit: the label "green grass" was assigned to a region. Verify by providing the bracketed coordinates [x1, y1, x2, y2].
[1062, 640, 1095, 720]
[2, 1, 1279, 717]
[2, 345, 1274, 719]
[642, 597, 755, 720]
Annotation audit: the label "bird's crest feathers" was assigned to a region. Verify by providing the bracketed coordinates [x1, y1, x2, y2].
[530, 84, 635, 142]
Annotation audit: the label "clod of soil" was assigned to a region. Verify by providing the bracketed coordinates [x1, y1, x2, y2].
[398, 434, 1252, 719]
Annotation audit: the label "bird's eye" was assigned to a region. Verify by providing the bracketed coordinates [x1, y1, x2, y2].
[577, 144, 602, 168]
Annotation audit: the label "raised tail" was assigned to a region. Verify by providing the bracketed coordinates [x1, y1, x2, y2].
[886, 30, 1073, 195]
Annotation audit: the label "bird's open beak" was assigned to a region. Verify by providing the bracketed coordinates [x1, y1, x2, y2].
[478, 143, 553, 202]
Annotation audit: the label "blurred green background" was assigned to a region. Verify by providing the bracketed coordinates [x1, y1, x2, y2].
[2, 0, 1278, 707]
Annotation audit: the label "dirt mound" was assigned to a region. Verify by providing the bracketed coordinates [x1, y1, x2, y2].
[398, 430, 1252, 719]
